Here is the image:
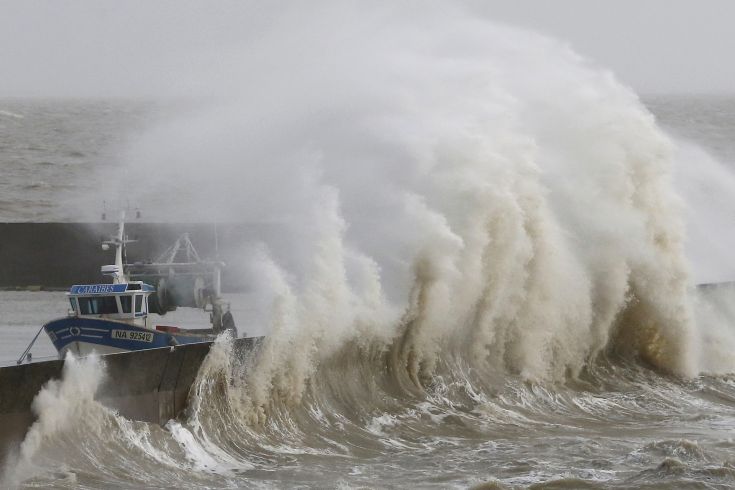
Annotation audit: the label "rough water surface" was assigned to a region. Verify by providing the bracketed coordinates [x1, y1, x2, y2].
[2, 4, 735, 488]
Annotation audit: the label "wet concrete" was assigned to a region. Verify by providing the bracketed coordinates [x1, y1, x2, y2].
[0, 337, 262, 462]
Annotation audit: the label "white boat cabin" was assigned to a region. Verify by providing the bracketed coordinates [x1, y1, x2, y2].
[67, 282, 155, 327]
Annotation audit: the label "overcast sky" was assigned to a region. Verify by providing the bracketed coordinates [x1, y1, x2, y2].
[0, 0, 733, 98]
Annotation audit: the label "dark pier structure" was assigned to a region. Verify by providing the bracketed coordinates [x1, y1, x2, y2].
[0, 222, 281, 291]
[0, 337, 262, 463]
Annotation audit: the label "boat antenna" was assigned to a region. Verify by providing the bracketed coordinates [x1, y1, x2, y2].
[101, 210, 136, 283]
[115, 210, 125, 276]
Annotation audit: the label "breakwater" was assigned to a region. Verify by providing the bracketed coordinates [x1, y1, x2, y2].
[0, 337, 262, 462]
[0, 222, 280, 292]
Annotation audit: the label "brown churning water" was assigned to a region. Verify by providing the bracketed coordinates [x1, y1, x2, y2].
[2, 4, 735, 487]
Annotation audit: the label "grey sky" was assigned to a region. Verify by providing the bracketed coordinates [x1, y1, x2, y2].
[471, 0, 735, 95]
[0, 0, 733, 97]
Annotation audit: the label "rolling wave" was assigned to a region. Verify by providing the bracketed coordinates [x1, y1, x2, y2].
[10, 2, 735, 487]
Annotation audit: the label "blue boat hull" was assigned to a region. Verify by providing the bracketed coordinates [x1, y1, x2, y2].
[44, 317, 213, 358]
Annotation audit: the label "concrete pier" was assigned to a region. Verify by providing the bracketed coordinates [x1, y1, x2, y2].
[0, 337, 262, 462]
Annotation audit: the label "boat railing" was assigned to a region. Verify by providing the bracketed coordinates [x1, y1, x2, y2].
[16, 325, 45, 365]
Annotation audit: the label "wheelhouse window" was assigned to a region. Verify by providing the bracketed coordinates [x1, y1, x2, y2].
[135, 295, 143, 313]
[69, 298, 77, 312]
[78, 296, 119, 315]
[119, 295, 132, 313]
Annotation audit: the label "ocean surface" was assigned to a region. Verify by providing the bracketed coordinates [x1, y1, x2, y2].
[3, 49, 735, 490]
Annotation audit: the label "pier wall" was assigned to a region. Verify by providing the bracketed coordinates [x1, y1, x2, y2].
[0, 337, 261, 462]
[0, 222, 282, 292]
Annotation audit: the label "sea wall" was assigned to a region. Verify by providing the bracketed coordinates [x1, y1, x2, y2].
[0, 222, 282, 291]
[0, 337, 261, 462]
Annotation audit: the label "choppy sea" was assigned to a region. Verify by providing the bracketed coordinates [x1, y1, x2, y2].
[2, 88, 735, 489]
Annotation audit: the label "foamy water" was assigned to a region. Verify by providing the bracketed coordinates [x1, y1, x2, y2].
[3, 3, 735, 488]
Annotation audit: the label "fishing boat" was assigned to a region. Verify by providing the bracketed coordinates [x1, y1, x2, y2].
[37, 212, 236, 358]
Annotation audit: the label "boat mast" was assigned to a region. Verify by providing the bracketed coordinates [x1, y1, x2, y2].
[114, 211, 125, 280]
[101, 210, 129, 284]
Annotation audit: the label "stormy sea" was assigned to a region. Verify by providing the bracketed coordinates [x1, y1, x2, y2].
[2, 7, 735, 489]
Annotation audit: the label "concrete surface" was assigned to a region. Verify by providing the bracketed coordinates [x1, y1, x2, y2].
[0, 337, 262, 462]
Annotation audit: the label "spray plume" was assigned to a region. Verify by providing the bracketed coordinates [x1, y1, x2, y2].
[98, 2, 724, 417]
